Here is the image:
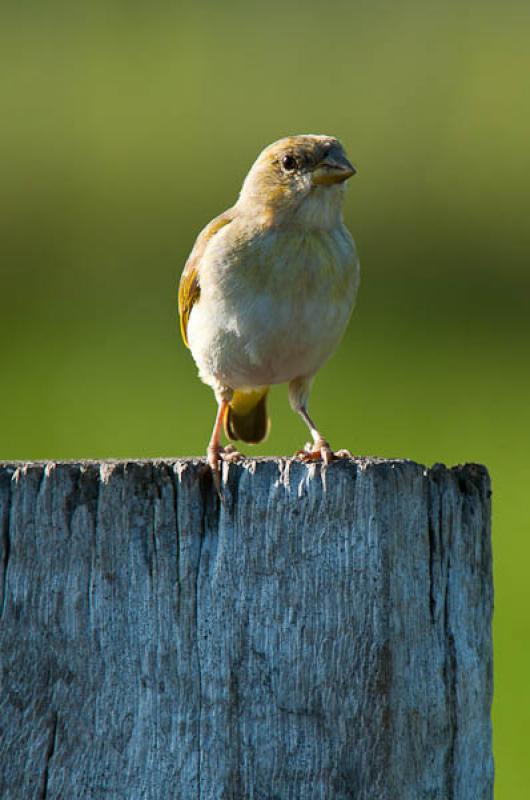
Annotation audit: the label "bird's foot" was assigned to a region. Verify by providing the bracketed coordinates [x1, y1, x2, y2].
[294, 442, 355, 464]
[221, 444, 245, 463]
[207, 444, 245, 498]
[207, 444, 223, 497]
[295, 439, 334, 465]
[334, 449, 355, 459]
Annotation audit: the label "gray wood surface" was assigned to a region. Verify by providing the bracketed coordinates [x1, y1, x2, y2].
[0, 458, 493, 799]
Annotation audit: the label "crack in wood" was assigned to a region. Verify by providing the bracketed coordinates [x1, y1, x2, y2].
[195, 474, 209, 800]
[171, 466, 182, 612]
[39, 711, 58, 800]
[0, 468, 14, 619]
[442, 482, 457, 800]
[1, 500, 11, 619]
[427, 505, 437, 625]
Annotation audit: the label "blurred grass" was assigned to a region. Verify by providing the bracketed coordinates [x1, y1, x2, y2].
[1, 1, 529, 794]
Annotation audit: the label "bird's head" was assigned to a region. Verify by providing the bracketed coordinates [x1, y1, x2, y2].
[237, 134, 356, 229]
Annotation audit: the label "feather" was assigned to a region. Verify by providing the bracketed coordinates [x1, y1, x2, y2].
[178, 209, 233, 347]
[225, 388, 270, 443]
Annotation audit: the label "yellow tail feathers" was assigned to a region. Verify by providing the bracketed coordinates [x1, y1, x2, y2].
[224, 388, 270, 444]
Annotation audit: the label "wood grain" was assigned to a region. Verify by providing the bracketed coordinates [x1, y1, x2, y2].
[0, 458, 493, 799]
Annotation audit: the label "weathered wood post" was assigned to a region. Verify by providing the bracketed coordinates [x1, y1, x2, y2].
[0, 458, 493, 799]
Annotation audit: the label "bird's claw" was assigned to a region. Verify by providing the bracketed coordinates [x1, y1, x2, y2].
[221, 444, 244, 463]
[207, 446, 223, 498]
[294, 442, 356, 464]
[208, 444, 245, 499]
[334, 448, 355, 459]
[294, 440, 334, 464]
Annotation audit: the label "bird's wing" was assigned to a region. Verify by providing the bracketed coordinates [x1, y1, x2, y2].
[178, 209, 234, 348]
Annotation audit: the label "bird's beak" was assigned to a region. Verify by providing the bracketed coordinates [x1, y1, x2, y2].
[312, 153, 357, 185]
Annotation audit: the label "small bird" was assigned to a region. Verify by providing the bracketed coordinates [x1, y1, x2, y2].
[178, 134, 359, 489]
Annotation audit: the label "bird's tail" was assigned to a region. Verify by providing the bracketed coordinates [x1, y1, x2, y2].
[224, 388, 270, 444]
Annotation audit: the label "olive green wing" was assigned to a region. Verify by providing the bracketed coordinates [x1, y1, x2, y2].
[178, 209, 234, 348]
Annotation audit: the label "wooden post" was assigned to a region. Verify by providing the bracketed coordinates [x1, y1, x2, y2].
[0, 458, 493, 799]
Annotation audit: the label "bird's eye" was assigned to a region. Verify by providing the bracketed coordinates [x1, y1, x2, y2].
[281, 154, 298, 172]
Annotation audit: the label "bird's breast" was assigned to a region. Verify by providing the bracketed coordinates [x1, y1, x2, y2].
[188, 224, 359, 389]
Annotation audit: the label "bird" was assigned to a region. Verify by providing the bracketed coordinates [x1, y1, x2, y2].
[178, 134, 359, 490]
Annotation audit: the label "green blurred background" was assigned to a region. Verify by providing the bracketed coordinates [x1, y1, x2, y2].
[1, 0, 529, 792]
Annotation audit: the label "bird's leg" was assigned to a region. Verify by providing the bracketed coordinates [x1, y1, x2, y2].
[207, 390, 245, 495]
[288, 377, 332, 463]
[295, 407, 355, 462]
[207, 399, 229, 495]
[289, 376, 353, 463]
[295, 406, 334, 464]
